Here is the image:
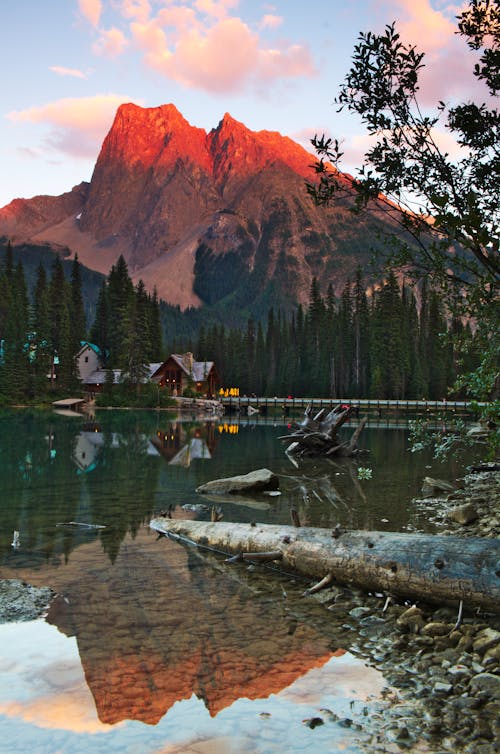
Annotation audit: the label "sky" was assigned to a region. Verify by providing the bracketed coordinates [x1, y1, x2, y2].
[1, 0, 486, 208]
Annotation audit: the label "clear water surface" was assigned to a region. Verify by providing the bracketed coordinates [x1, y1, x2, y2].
[0, 408, 476, 754]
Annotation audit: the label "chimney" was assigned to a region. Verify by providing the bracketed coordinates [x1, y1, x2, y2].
[183, 352, 194, 373]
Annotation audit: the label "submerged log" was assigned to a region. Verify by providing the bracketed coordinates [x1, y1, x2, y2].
[149, 518, 500, 613]
[279, 403, 368, 457]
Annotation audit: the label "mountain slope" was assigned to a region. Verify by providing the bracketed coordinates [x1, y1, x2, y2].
[0, 103, 396, 313]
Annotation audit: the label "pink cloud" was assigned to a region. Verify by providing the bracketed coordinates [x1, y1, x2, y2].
[371, 1, 488, 105]
[194, 0, 239, 19]
[130, 9, 316, 93]
[258, 43, 315, 80]
[156, 6, 201, 42]
[49, 65, 87, 79]
[390, 0, 457, 52]
[259, 14, 283, 30]
[92, 27, 129, 57]
[131, 21, 172, 67]
[78, 0, 102, 28]
[7, 94, 143, 159]
[167, 18, 259, 92]
[120, 0, 151, 23]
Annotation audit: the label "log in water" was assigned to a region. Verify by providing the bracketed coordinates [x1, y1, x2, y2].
[150, 518, 500, 613]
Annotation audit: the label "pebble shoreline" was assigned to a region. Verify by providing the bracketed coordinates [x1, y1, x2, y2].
[306, 465, 500, 753]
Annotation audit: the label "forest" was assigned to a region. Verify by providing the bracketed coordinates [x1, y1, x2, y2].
[0, 240, 479, 404]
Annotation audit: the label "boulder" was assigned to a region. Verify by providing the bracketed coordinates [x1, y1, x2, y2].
[196, 468, 279, 496]
[470, 673, 500, 699]
[422, 477, 455, 498]
[448, 503, 479, 525]
[448, 502, 479, 525]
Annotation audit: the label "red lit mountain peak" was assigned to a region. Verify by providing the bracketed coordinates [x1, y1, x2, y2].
[0, 102, 391, 313]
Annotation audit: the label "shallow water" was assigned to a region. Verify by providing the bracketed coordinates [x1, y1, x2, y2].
[0, 408, 476, 753]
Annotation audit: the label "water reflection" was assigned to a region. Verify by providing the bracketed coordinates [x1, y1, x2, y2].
[151, 421, 217, 466]
[2, 409, 471, 753]
[0, 616, 386, 754]
[0, 408, 477, 570]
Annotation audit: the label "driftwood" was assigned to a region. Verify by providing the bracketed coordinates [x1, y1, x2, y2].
[149, 518, 500, 613]
[279, 403, 368, 457]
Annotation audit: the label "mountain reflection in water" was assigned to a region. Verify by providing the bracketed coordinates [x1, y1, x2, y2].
[0, 409, 476, 753]
[35, 528, 337, 725]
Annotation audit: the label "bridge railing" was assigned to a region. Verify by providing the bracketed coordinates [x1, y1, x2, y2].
[219, 396, 486, 414]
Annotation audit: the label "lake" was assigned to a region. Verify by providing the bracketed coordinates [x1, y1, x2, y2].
[0, 408, 475, 753]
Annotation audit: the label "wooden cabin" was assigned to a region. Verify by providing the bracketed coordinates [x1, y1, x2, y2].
[151, 353, 220, 398]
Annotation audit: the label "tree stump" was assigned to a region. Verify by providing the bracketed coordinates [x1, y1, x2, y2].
[279, 403, 368, 458]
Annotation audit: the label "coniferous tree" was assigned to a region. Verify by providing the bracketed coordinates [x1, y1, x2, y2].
[426, 289, 449, 399]
[404, 285, 425, 398]
[107, 255, 134, 367]
[90, 281, 109, 360]
[371, 272, 405, 398]
[0, 261, 30, 398]
[337, 280, 353, 395]
[121, 283, 150, 391]
[57, 293, 78, 391]
[352, 268, 370, 396]
[148, 288, 163, 360]
[70, 254, 87, 351]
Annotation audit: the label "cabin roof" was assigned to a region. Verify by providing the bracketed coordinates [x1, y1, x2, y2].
[78, 341, 102, 356]
[169, 353, 215, 382]
[84, 369, 122, 385]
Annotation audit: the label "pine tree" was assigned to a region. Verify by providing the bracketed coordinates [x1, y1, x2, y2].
[70, 254, 87, 351]
[370, 272, 405, 398]
[405, 286, 425, 397]
[0, 261, 30, 399]
[107, 255, 134, 367]
[121, 280, 150, 390]
[352, 268, 370, 396]
[90, 281, 109, 360]
[148, 288, 163, 360]
[337, 280, 353, 395]
[427, 289, 449, 399]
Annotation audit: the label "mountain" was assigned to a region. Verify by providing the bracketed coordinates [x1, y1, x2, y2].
[0, 103, 398, 315]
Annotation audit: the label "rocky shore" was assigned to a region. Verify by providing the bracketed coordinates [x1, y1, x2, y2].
[304, 463, 500, 752]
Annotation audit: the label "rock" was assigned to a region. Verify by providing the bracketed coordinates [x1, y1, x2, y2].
[349, 606, 372, 618]
[422, 476, 455, 497]
[473, 628, 500, 655]
[397, 605, 425, 633]
[196, 468, 279, 496]
[0, 579, 54, 622]
[448, 665, 471, 680]
[470, 673, 500, 699]
[422, 622, 453, 637]
[433, 681, 453, 694]
[448, 503, 478, 525]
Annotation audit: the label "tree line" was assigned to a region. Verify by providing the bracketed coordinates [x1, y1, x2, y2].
[0, 246, 162, 402]
[0, 243, 479, 403]
[189, 269, 478, 400]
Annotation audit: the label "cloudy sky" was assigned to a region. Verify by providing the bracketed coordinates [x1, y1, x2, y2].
[1, 0, 484, 208]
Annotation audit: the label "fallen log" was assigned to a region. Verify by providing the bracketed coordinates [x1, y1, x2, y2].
[149, 518, 500, 613]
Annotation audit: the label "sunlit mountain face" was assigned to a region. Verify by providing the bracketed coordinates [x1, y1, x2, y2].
[0, 103, 401, 316]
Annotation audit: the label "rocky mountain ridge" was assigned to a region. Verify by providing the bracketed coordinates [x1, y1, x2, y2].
[0, 103, 394, 312]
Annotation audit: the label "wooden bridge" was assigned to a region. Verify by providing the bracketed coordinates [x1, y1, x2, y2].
[220, 396, 485, 416]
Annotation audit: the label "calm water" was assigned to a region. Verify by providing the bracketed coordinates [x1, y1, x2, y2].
[0, 408, 476, 753]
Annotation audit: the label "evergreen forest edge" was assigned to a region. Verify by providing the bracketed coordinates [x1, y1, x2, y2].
[0, 238, 483, 406]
